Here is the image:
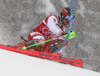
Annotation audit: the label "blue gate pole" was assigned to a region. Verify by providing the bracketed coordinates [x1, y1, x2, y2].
[54, 0, 73, 53]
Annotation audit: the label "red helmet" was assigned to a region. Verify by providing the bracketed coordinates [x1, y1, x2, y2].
[61, 7, 75, 20]
[59, 7, 75, 27]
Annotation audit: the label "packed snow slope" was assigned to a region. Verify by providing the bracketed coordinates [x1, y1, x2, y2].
[0, 49, 100, 76]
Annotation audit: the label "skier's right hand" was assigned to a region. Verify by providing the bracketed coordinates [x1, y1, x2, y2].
[37, 40, 46, 47]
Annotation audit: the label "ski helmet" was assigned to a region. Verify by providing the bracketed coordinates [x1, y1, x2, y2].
[59, 7, 75, 27]
[61, 7, 75, 21]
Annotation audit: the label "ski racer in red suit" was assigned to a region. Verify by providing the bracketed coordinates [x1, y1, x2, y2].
[27, 7, 75, 56]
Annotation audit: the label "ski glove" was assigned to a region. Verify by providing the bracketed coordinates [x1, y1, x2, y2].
[62, 31, 75, 39]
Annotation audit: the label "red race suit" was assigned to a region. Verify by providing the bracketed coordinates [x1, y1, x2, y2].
[28, 15, 68, 54]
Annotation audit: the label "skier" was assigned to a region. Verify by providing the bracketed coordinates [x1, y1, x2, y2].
[27, 7, 75, 56]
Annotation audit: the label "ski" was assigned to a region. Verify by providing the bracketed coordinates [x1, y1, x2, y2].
[0, 44, 83, 67]
[55, 58, 83, 67]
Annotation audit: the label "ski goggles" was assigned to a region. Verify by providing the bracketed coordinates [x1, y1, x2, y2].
[65, 12, 75, 21]
[65, 15, 74, 21]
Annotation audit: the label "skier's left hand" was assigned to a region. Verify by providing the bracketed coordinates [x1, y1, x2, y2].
[62, 31, 75, 39]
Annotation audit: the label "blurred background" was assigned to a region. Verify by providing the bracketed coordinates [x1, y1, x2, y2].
[0, 0, 100, 72]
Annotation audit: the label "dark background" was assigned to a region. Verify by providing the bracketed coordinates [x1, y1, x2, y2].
[0, 0, 100, 72]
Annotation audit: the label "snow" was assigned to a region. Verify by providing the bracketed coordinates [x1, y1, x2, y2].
[0, 49, 100, 76]
[77, 1, 86, 18]
[37, 0, 57, 15]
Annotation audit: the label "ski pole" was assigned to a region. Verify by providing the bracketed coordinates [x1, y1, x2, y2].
[22, 31, 75, 50]
[22, 36, 63, 50]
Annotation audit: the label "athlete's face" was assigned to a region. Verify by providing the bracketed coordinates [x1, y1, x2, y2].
[63, 18, 70, 26]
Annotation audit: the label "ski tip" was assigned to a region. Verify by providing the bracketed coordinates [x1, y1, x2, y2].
[75, 59, 83, 67]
